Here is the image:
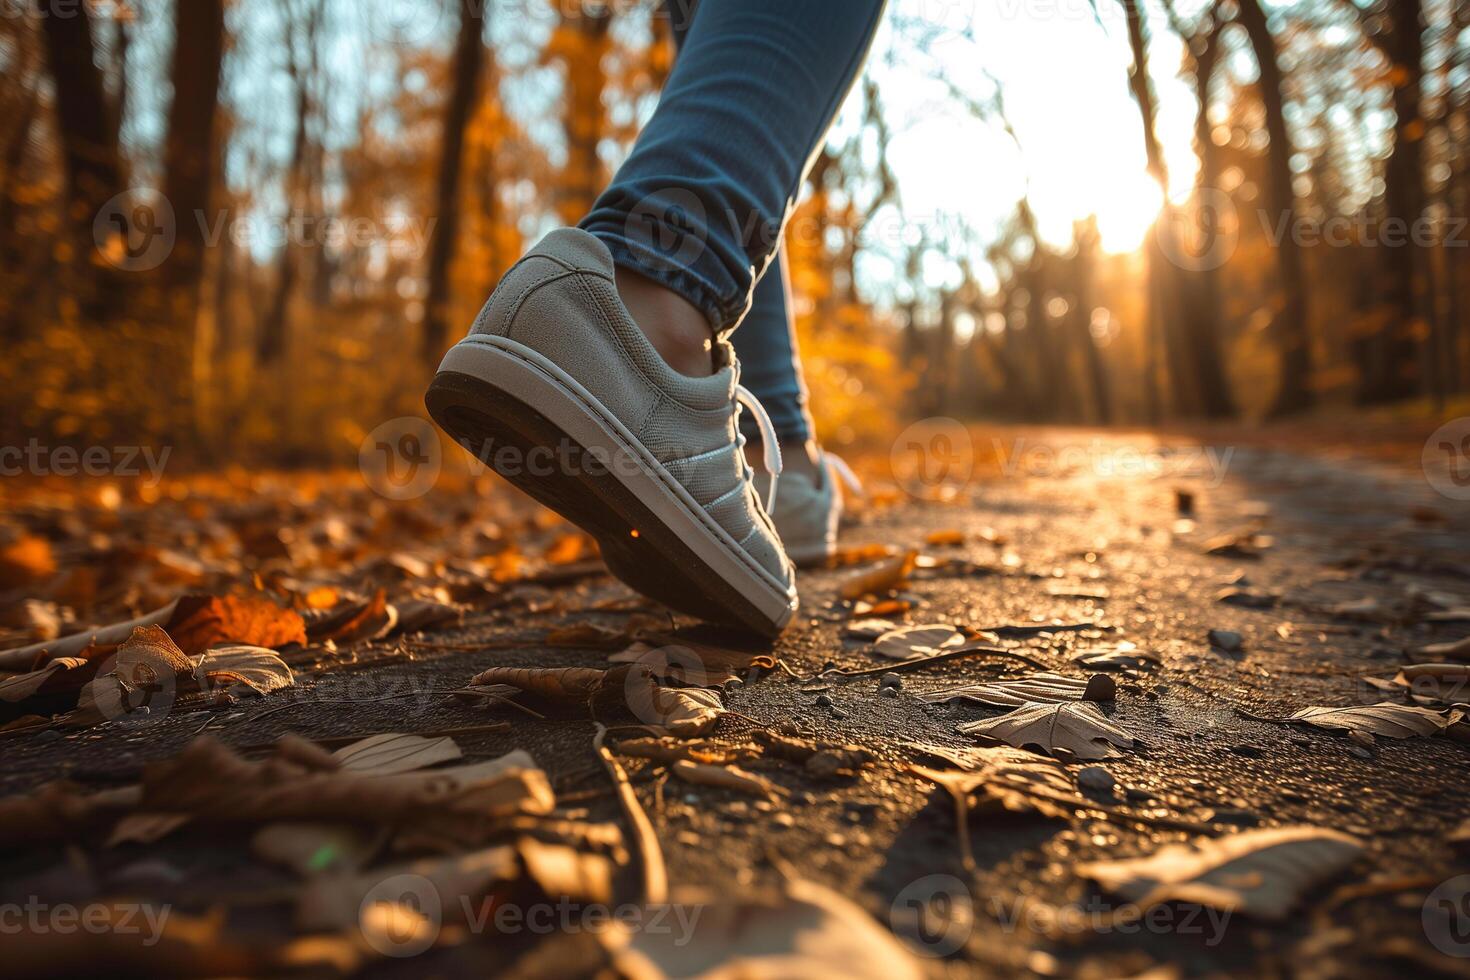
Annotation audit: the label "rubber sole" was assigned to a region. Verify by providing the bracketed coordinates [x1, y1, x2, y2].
[425, 336, 797, 638]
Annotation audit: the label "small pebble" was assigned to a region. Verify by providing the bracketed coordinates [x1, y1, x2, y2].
[1228, 743, 1263, 758]
[879, 672, 903, 690]
[814, 694, 833, 707]
[772, 812, 795, 827]
[1077, 766, 1116, 794]
[724, 677, 743, 692]
[830, 708, 848, 720]
[878, 686, 899, 699]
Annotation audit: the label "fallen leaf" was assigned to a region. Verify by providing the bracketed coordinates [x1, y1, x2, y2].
[252, 822, 382, 876]
[753, 730, 873, 777]
[1070, 645, 1160, 671]
[610, 637, 776, 687]
[1416, 636, 1470, 660]
[671, 759, 782, 799]
[0, 534, 57, 588]
[193, 645, 294, 697]
[840, 550, 918, 600]
[623, 878, 923, 980]
[331, 733, 462, 775]
[926, 529, 966, 547]
[845, 619, 898, 640]
[139, 737, 554, 840]
[641, 685, 724, 737]
[1283, 703, 1449, 740]
[872, 624, 965, 660]
[164, 593, 306, 656]
[914, 746, 1077, 819]
[305, 589, 396, 645]
[959, 701, 1135, 760]
[1079, 827, 1363, 920]
[1202, 528, 1271, 559]
[920, 672, 1115, 708]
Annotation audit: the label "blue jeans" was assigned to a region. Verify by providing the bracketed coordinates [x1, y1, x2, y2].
[580, 0, 886, 444]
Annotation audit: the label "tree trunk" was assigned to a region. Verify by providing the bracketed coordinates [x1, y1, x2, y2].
[1178, 6, 1235, 417]
[1120, 0, 1194, 416]
[160, 0, 225, 337]
[1359, 0, 1427, 403]
[1236, 0, 1313, 415]
[37, 1, 127, 304]
[423, 0, 487, 365]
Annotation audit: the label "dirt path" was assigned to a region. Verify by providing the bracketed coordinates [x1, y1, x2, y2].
[3, 428, 1469, 977]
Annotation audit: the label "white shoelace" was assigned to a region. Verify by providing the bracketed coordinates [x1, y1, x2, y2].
[734, 384, 783, 513]
[822, 451, 865, 498]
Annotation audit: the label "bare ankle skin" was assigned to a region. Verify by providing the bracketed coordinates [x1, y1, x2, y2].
[614, 267, 716, 378]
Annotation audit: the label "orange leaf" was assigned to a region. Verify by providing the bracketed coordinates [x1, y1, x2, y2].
[840, 550, 918, 601]
[164, 594, 306, 657]
[0, 535, 57, 589]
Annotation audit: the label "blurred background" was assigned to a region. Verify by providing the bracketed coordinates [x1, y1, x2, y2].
[0, 0, 1466, 466]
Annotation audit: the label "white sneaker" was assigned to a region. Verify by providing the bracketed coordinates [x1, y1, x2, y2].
[767, 452, 862, 567]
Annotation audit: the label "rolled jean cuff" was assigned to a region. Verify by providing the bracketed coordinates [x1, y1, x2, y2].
[581, 224, 749, 334]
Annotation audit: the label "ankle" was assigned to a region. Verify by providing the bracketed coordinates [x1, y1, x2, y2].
[614, 267, 715, 377]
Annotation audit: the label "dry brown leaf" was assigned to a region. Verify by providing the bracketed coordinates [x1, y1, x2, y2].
[845, 618, 898, 640]
[1070, 643, 1160, 671]
[252, 822, 383, 876]
[462, 664, 637, 701]
[0, 782, 142, 846]
[1079, 827, 1363, 920]
[1416, 636, 1470, 660]
[753, 730, 873, 777]
[840, 550, 918, 600]
[610, 637, 776, 687]
[959, 701, 1135, 760]
[331, 733, 462, 775]
[0, 534, 57, 588]
[391, 597, 462, 635]
[140, 737, 553, 839]
[914, 746, 1080, 868]
[920, 672, 1115, 708]
[193, 644, 294, 697]
[305, 589, 396, 645]
[164, 593, 306, 656]
[1284, 703, 1450, 740]
[926, 529, 966, 546]
[670, 760, 783, 799]
[622, 878, 923, 980]
[642, 686, 725, 737]
[872, 623, 965, 660]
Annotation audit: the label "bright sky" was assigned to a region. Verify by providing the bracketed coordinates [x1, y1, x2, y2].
[858, 0, 1208, 267]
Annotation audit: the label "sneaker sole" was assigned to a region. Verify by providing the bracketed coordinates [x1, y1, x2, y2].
[425, 334, 798, 638]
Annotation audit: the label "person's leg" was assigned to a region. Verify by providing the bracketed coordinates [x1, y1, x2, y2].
[428, 0, 885, 635]
[581, 0, 886, 350]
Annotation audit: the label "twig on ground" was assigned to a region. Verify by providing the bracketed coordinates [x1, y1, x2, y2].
[594, 722, 668, 905]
